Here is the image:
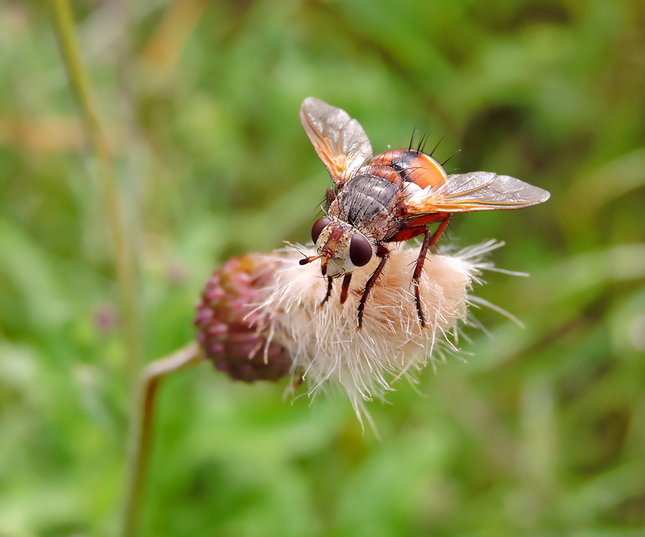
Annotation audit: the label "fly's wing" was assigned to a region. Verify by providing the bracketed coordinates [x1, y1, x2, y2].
[300, 97, 373, 188]
[404, 171, 550, 214]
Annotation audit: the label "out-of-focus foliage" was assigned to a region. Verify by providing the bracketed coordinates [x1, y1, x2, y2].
[1, 0, 644, 535]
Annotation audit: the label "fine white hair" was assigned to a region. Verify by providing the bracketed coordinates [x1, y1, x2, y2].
[248, 240, 507, 433]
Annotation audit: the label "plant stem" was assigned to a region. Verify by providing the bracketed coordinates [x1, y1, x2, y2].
[121, 341, 204, 537]
[50, 0, 143, 381]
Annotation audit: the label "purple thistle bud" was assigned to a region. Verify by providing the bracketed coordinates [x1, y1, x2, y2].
[193, 254, 292, 383]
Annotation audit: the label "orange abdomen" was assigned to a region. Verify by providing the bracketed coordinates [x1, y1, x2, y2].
[371, 149, 447, 189]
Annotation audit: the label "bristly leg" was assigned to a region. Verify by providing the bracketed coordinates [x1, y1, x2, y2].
[413, 217, 451, 327]
[429, 216, 450, 254]
[325, 188, 337, 208]
[357, 246, 390, 330]
[320, 276, 333, 308]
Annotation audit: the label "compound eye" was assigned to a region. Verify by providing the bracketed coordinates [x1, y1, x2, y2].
[311, 217, 330, 243]
[349, 233, 372, 267]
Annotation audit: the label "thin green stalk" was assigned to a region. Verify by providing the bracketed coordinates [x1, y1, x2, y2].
[121, 342, 204, 537]
[50, 0, 143, 380]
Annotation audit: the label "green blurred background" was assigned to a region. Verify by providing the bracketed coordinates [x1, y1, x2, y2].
[1, 0, 644, 535]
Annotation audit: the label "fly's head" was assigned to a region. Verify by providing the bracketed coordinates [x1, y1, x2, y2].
[299, 217, 374, 277]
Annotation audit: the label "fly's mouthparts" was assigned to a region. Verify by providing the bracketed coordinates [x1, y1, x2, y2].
[320, 257, 329, 276]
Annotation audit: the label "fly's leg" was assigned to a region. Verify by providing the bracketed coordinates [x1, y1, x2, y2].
[326, 188, 337, 208]
[429, 215, 451, 254]
[320, 276, 333, 308]
[340, 273, 352, 304]
[413, 216, 450, 327]
[430, 215, 450, 254]
[357, 246, 390, 330]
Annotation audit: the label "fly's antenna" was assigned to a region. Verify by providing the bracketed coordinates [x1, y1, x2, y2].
[299, 254, 323, 266]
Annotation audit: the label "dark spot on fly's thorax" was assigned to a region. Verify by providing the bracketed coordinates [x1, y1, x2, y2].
[390, 150, 428, 182]
[389, 161, 410, 182]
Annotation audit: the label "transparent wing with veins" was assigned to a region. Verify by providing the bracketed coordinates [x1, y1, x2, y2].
[299, 97, 373, 188]
[404, 171, 551, 215]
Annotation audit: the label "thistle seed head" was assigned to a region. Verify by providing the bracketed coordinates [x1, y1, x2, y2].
[194, 241, 506, 428]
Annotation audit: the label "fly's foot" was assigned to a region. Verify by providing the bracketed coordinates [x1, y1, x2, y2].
[356, 303, 365, 331]
[414, 281, 429, 329]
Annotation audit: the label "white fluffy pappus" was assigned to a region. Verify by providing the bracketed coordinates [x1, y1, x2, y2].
[251, 240, 508, 431]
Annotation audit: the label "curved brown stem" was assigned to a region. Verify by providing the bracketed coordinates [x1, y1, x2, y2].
[121, 342, 203, 537]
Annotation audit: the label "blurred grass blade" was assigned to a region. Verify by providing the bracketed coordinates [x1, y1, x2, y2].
[49, 0, 142, 379]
